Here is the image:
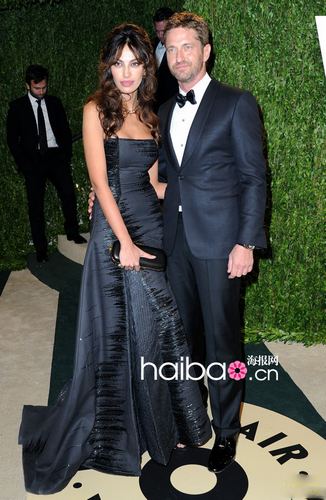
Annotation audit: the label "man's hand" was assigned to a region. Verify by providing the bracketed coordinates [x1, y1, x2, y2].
[227, 244, 254, 279]
[88, 188, 95, 219]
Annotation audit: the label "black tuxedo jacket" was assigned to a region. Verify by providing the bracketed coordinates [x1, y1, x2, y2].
[158, 79, 267, 259]
[6, 94, 72, 172]
[153, 38, 178, 109]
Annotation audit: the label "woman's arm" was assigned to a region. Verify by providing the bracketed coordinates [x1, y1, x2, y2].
[149, 160, 167, 200]
[83, 102, 154, 269]
[83, 101, 132, 245]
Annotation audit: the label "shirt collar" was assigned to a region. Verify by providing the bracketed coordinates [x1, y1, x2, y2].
[179, 72, 211, 105]
[28, 91, 35, 104]
[28, 91, 45, 105]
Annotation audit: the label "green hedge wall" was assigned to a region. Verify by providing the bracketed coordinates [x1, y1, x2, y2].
[0, 0, 62, 9]
[184, 0, 325, 343]
[1, 0, 325, 343]
[0, 0, 182, 269]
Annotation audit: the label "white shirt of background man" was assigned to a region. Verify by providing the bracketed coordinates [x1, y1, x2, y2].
[155, 41, 166, 67]
[28, 92, 58, 148]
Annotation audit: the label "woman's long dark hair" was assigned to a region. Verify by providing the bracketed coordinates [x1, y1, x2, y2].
[88, 23, 159, 141]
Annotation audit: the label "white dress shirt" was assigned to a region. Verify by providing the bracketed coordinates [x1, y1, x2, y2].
[170, 72, 211, 166]
[155, 41, 166, 67]
[28, 92, 58, 148]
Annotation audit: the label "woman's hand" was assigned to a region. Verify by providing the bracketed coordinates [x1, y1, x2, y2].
[119, 242, 156, 271]
[149, 161, 167, 199]
[88, 188, 95, 219]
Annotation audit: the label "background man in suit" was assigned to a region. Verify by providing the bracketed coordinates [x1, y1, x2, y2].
[159, 12, 266, 473]
[152, 7, 178, 110]
[7, 64, 86, 262]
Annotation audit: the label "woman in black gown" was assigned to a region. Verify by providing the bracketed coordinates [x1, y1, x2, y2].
[19, 23, 211, 495]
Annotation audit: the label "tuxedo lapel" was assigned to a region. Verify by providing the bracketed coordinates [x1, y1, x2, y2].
[180, 81, 217, 170]
[24, 95, 38, 137]
[162, 100, 179, 170]
[159, 52, 168, 71]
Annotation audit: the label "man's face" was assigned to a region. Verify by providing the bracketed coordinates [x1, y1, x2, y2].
[165, 27, 210, 89]
[26, 79, 48, 99]
[154, 20, 166, 44]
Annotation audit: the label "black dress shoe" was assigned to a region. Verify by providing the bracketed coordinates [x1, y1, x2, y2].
[208, 435, 237, 473]
[67, 234, 87, 244]
[36, 251, 49, 263]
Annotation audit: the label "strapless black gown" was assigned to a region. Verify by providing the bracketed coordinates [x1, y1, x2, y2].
[19, 138, 211, 494]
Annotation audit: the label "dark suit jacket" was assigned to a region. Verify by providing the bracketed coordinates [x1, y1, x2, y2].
[153, 39, 178, 110]
[6, 94, 72, 172]
[158, 79, 267, 259]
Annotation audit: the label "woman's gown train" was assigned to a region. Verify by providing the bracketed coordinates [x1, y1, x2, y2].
[19, 137, 212, 494]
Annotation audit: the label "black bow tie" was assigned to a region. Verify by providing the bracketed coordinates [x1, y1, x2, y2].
[176, 89, 197, 108]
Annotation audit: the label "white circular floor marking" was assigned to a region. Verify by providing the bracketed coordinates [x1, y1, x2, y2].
[170, 464, 217, 494]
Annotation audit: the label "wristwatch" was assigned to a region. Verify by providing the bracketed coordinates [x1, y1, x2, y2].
[239, 244, 256, 250]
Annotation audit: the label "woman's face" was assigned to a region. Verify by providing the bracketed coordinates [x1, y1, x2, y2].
[111, 44, 144, 96]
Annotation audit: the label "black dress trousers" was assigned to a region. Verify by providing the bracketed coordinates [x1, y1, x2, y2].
[23, 148, 79, 253]
[167, 215, 243, 438]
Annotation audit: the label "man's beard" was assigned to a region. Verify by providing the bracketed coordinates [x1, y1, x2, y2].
[30, 91, 46, 100]
[170, 58, 204, 84]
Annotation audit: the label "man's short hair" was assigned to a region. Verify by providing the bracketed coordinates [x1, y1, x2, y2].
[164, 12, 209, 46]
[153, 7, 174, 23]
[25, 64, 49, 84]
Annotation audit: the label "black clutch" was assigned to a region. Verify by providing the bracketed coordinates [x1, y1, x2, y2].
[110, 240, 166, 272]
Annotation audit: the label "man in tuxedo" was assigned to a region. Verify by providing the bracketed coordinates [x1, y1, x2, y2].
[152, 7, 179, 110]
[6, 64, 86, 262]
[159, 12, 267, 472]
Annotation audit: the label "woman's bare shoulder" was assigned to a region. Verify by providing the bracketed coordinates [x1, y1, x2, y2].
[84, 99, 98, 114]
